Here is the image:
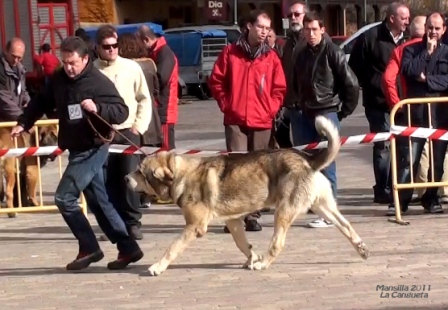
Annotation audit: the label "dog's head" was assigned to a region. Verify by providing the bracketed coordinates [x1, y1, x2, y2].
[39, 124, 58, 147]
[39, 124, 59, 162]
[125, 151, 180, 201]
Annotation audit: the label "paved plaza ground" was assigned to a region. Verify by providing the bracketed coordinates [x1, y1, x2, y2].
[1, 100, 448, 309]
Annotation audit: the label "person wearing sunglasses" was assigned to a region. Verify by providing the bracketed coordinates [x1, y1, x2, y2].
[94, 25, 152, 241]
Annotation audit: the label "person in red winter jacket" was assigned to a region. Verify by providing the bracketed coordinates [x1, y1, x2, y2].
[208, 10, 286, 233]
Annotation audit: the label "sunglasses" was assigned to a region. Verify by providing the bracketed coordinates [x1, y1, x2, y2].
[287, 12, 304, 18]
[101, 43, 118, 50]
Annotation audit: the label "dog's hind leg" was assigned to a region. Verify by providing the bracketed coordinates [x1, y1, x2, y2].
[148, 204, 210, 276]
[312, 193, 370, 260]
[250, 201, 301, 271]
[24, 157, 39, 207]
[225, 218, 262, 269]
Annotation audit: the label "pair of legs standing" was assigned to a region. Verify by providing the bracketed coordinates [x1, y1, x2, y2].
[289, 109, 340, 228]
[105, 129, 143, 239]
[55, 144, 143, 270]
[387, 137, 446, 215]
[223, 124, 273, 232]
[364, 107, 392, 204]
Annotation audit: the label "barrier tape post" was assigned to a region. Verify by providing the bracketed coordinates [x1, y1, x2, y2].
[0, 119, 87, 217]
[388, 97, 448, 226]
[2, 109, 448, 220]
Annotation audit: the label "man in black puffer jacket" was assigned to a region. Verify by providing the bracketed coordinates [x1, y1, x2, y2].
[349, 2, 410, 204]
[11, 36, 144, 272]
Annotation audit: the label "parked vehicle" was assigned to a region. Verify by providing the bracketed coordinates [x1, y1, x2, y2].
[165, 29, 228, 100]
[83, 22, 164, 38]
[0, 0, 80, 95]
[339, 22, 381, 62]
[164, 25, 240, 44]
[330, 35, 348, 46]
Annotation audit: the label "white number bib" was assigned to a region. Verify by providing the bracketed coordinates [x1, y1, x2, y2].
[68, 104, 83, 120]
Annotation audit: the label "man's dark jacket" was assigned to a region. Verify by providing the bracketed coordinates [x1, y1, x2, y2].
[282, 30, 333, 108]
[349, 20, 407, 111]
[0, 55, 30, 121]
[293, 38, 359, 119]
[18, 59, 129, 151]
[282, 30, 305, 108]
[400, 39, 448, 128]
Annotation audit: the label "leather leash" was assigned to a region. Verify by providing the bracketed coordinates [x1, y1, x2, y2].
[87, 112, 153, 156]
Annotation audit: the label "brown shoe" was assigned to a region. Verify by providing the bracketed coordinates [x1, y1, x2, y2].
[107, 250, 144, 270]
[66, 250, 104, 271]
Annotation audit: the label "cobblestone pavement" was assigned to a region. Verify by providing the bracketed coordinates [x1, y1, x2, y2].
[1, 101, 448, 309]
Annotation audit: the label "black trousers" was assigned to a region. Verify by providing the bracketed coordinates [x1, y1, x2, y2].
[105, 129, 142, 228]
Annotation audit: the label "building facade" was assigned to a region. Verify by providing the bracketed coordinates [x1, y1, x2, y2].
[78, 0, 392, 35]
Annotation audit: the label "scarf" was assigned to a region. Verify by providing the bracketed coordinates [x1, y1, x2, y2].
[236, 34, 270, 59]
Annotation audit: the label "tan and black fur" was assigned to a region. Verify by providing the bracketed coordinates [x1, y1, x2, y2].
[0, 124, 58, 218]
[126, 116, 370, 276]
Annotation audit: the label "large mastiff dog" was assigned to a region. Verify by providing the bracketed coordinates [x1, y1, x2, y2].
[126, 116, 370, 276]
[0, 124, 58, 218]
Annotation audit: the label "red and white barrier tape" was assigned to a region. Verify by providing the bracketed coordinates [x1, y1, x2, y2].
[0, 125, 447, 158]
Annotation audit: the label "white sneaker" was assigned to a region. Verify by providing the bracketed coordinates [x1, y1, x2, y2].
[307, 218, 334, 228]
[139, 202, 151, 209]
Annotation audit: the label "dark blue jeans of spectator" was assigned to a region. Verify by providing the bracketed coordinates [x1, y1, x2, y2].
[365, 107, 391, 199]
[54, 144, 139, 255]
[395, 137, 448, 208]
[290, 110, 340, 199]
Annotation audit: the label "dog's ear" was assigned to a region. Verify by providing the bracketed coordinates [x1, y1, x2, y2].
[153, 166, 173, 182]
[166, 152, 181, 174]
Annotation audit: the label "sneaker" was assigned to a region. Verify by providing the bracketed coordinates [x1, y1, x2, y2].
[307, 218, 334, 228]
[424, 203, 444, 214]
[386, 203, 408, 216]
[139, 202, 151, 209]
[439, 196, 448, 204]
[386, 206, 396, 216]
[245, 219, 262, 231]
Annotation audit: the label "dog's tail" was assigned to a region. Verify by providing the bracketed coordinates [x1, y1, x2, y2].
[309, 116, 341, 172]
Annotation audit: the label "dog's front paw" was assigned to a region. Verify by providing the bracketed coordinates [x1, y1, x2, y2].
[243, 253, 263, 270]
[251, 260, 269, 270]
[148, 263, 164, 276]
[356, 241, 370, 260]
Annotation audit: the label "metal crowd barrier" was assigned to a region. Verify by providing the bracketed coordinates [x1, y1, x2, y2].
[0, 119, 87, 217]
[389, 97, 448, 225]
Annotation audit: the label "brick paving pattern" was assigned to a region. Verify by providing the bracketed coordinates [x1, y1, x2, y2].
[1, 101, 448, 309]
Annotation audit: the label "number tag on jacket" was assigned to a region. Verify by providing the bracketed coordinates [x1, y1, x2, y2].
[68, 104, 83, 120]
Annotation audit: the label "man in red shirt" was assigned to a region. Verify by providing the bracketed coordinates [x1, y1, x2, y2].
[209, 10, 287, 232]
[34, 43, 60, 79]
[382, 15, 426, 108]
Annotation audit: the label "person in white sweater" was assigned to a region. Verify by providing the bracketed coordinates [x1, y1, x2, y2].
[94, 25, 151, 241]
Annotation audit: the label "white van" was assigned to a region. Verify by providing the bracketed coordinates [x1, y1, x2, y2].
[339, 22, 381, 62]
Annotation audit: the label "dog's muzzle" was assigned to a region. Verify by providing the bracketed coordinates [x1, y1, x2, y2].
[124, 175, 138, 191]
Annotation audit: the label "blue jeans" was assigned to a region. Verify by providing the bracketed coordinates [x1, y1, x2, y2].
[365, 107, 391, 198]
[55, 144, 139, 254]
[290, 109, 340, 199]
